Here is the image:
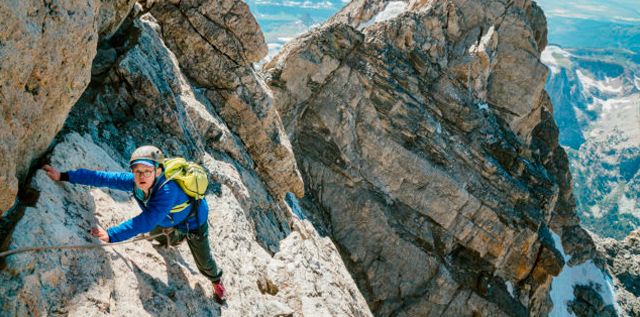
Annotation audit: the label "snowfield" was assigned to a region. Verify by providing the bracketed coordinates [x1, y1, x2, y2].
[549, 232, 618, 316]
[576, 69, 624, 95]
[591, 93, 640, 149]
[541, 45, 572, 74]
[359, 1, 408, 29]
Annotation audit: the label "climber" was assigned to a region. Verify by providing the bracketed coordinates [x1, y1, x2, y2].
[42, 146, 227, 305]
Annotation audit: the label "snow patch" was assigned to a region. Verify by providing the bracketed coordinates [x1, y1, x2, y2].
[506, 281, 515, 298]
[541, 46, 572, 74]
[612, 16, 640, 23]
[600, 96, 635, 113]
[263, 36, 297, 64]
[589, 205, 604, 219]
[576, 70, 624, 95]
[359, 1, 407, 29]
[277, 37, 294, 43]
[591, 93, 640, 149]
[469, 26, 495, 55]
[549, 231, 618, 317]
[261, 42, 285, 66]
[619, 193, 639, 217]
[477, 102, 489, 110]
[587, 96, 602, 112]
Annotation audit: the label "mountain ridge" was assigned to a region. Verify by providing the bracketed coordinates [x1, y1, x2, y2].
[1, 0, 635, 316]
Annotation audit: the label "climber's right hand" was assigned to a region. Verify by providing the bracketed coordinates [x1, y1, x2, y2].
[91, 226, 110, 243]
[42, 164, 61, 181]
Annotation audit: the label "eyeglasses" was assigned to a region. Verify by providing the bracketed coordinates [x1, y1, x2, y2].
[132, 170, 155, 178]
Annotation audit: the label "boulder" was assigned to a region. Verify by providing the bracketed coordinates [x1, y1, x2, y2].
[0, 0, 134, 214]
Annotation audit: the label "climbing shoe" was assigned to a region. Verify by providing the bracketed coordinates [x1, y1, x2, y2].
[213, 279, 227, 305]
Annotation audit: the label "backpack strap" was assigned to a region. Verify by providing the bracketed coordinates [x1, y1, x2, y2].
[174, 198, 201, 230]
[159, 168, 180, 189]
[158, 166, 203, 230]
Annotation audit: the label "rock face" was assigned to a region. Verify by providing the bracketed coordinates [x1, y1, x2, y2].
[148, 0, 304, 200]
[327, 0, 549, 141]
[0, 0, 616, 316]
[594, 230, 640, 316]
[265, 0, 592, 315]
[97, 0, 137, 39]
[567, 284, 617, 317]
[0, 0, 134, 214]
[1, 133, 369, 316]
[1, 2, 369, 316]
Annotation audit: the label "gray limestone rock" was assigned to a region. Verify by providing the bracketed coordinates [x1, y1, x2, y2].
[328, 0, 550, 142]
[0, 0, 99, 213]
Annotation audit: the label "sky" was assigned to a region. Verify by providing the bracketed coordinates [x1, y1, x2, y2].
[246, 0, 640, 53]
[535, 0, 640, 23]
[247, 0, 640, 21]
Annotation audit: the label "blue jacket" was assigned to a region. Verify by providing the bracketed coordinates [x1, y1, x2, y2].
[67, 169, 209, 242]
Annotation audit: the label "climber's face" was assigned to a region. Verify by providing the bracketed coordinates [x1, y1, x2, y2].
[131, 164, 161, 192]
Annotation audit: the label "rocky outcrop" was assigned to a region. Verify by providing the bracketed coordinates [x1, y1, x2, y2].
[1, 4, 370, 316]
[567, 284, 617, 317]
[327, 0, 549, 142]
[1, 133, 370, 316]
[265, 0, 589, 315]
[594, 230, 640, 316]
[147, 0, 304, 200]
[0, 0, 134, 214]
[1, 0, 616, 316]
[98, 0, 137, 39]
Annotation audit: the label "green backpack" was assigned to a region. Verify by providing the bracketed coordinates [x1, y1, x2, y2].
[162, 157, 209, 200]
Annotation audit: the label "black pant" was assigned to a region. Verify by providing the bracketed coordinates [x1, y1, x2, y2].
[150, 222, 223, 283]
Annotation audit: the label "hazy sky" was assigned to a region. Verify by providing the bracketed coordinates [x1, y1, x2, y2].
[247, 1, 640, 23]
[535, 0, 640, 23]
[246, 0, 640, 50]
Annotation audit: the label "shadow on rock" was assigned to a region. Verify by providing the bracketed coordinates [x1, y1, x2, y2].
[131, 245, 221, 317]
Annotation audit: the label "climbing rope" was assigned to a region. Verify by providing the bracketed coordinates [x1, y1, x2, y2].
[0, 229, 174, 259]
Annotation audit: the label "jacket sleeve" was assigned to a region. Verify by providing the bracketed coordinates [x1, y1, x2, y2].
[106, 182, 179, 242]
[66, 169, 135, 192]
